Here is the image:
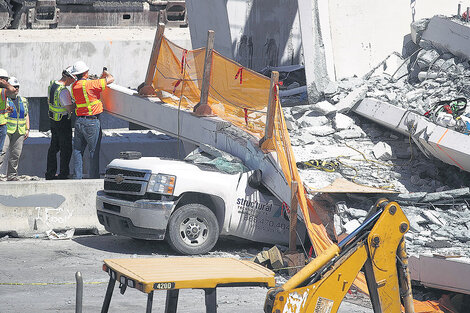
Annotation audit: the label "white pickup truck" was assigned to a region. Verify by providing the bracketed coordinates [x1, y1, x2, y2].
[96, 149, 305, 255]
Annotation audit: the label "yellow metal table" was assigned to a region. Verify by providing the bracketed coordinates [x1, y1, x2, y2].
[101, 257, 275, 313]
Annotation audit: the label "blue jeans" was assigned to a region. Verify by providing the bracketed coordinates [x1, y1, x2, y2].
[0, 124, 6, 152]
[73, 116, 102, 179]
[0, 124, 7, 170]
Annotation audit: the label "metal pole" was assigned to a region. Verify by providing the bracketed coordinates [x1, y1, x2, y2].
[75, 272, 83, 313]
[259, 71, 279, 150]
[101, 277, 116, 313]
[458, 3, 461, 16]
[467, 7, 469, 22]
[288, 181, 298, 252]
[398, 239, 415, 313]
[199, 30, 215, 107]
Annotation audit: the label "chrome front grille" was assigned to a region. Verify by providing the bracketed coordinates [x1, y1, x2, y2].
[104, 167, 151, 195]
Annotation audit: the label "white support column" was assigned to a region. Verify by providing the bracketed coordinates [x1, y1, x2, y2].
[297, 0, 335, 104]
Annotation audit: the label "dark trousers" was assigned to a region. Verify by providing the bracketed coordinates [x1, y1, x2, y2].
[46, 117, 72, 179]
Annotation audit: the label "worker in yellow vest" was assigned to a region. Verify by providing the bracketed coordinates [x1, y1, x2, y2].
[45, 66, 76, 180]
[0, 69, 16, 156]
[0, 77, 30, 181]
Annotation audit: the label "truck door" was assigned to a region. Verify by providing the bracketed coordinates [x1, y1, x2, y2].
[228, 172, 305, 245]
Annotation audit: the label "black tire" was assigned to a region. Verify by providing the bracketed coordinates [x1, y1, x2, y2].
[166, 203, 219, 255]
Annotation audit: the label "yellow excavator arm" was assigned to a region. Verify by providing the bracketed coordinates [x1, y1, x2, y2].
[264, 199, 414, 313]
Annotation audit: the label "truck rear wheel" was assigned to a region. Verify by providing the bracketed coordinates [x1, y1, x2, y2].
[166, 203, 219, 255]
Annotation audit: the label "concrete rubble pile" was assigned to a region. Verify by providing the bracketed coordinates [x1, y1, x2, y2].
[281, 16, 470, 259]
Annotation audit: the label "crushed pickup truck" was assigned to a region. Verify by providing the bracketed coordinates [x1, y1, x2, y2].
[97, 146, 304, 255]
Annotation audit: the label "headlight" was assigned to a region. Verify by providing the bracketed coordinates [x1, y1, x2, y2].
[147, 173, 176, 195]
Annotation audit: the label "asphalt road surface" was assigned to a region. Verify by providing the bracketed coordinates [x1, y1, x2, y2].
[0, 234, 372, 312]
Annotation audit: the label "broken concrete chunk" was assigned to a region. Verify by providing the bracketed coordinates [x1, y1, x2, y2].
[299, 115, 329, 128]
[336, 85, 368, 113]
[372, 141, 393, 160]
[421, 187, 470, 203]
[298, 132, 318, 145]
[421, 210, 446, 226]
[333, 113, 354, 131]
[306, 125, 336, 137]
[334, 214, 344, 236]
[410, 18, 430, 44]
[343, 219, 361, 235]
[268, 246, 284, 270]
[405, 88, 425, 102]
[311, 100, 337, 115]
[332, 127, 364, 140]
[346, 208, 367, 219]
[416, 49, 440, 69]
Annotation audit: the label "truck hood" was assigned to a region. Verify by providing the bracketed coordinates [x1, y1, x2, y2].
[107, 157, 241, 197]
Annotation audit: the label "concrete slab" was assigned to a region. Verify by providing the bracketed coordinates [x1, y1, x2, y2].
[422, 15, 470, 60]
[0, 180, 104, 236]
[409, 254, 470, 295]
[0, 27, 191, 98]
[353, 98, 470, 173]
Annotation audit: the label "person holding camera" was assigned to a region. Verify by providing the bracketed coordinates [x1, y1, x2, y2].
[70, 61, 114, 179]
[0, 69, 16, 153]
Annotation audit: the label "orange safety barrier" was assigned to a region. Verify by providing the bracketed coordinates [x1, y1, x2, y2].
[148, 36, 443, 313]
[151, 35, 332, 255]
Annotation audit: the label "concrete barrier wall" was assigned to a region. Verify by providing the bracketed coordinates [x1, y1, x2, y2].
[1, 132, 196, 178]
[0, 27, 191, 98]
[0, 180, 104, 236]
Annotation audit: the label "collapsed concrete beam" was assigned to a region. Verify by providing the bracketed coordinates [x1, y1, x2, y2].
[353, 98, 470, 173]
[409, 254, 470, 295]
[102, 85, 291, 203]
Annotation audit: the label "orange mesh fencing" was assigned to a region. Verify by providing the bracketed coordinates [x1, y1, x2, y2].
[151, 35, 332, 255]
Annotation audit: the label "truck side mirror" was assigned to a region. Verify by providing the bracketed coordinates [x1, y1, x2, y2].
[248, 169, 263, 189]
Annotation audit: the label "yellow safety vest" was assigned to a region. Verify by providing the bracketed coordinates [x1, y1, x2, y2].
[48, 81, 69, 121]
[6, 96, 28, 135]
[0, 88, 7, 125]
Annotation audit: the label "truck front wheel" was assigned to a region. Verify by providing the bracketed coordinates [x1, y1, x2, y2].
[166, 203, 219, 255]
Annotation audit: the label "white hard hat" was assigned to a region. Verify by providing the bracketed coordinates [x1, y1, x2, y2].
[0, 68, 8, 79]
[8, 77, 19, 87]
[71, 61, 89, 75]
[63, 66, 76, 80]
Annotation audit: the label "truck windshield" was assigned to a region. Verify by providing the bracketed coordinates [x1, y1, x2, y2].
[184, 146, 248, 174]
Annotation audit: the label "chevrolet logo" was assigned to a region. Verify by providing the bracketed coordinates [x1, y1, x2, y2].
[114, 174, 125, 184]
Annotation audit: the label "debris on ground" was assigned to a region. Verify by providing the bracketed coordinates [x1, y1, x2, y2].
[252, 246, 286, 271]
[46, 228, 75, 240]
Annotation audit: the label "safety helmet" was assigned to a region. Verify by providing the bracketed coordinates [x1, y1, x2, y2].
[0, 68, 8, 79]
[71, 61, 89, 75]
[63, 66, 76, 80]
[8, 77, 19, 87]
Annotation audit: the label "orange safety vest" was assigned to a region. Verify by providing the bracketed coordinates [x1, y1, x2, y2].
[72, 79, 106, 116]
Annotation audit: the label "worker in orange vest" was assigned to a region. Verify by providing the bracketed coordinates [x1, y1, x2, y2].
[70, 61, 114, 179]
[0, 69, 16, 157]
